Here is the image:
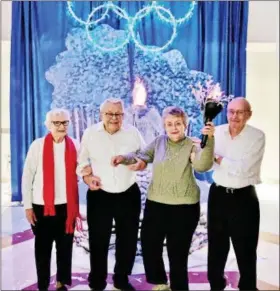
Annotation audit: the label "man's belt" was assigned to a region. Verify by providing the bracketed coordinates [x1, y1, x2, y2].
[214, 183, 253, 194]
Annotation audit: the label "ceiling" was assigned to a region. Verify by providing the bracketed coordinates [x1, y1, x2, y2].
[1, 1, 279, 43]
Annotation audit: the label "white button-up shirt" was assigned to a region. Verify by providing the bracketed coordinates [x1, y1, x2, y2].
[21, 137, 79, 210]
[212, 124, 265, 188]
[77, 122, 145, 193]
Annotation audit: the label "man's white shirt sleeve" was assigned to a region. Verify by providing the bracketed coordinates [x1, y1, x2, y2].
[213, 124, 266, 188]
[220, 133, 265, 178]
[76, 128, 91, 177]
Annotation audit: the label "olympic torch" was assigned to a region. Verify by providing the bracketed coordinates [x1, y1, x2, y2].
[132, 77, 147, 126]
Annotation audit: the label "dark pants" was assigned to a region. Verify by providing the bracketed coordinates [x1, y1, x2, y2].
[207, 183, 260, 290]
[141, 199, 200, 291]
[87, 183, 141, 290]
[31, 204, 74, 290]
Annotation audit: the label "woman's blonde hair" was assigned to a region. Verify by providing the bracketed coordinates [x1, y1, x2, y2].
[162, 106, 188, 127]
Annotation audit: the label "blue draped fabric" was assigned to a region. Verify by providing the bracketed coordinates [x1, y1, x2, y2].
[10, 1, 248, 201]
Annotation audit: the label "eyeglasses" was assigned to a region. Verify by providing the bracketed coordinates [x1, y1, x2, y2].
[227, 110, 249, 116]
[103, 112, 124, 119]
[51, 121, 69, 127]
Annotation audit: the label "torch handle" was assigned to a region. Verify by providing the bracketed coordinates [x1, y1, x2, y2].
[200, 118, 212, 149]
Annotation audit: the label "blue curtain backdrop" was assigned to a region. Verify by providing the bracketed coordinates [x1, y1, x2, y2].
[10, 1, 248, 202]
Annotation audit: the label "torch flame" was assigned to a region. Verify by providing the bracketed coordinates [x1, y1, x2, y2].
[132, 77, 147, 106]
[207, 83, 223, 101]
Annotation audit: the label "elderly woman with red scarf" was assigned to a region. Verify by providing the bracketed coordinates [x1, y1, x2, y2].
[22, 108, 90, 291]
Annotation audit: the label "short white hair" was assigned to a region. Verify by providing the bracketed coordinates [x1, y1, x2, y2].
[44, 108, 71, 128]
[99, 98, 124, 112]
[162, 106, 188, 127]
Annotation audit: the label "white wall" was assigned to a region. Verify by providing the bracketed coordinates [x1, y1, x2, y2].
[247, 2, 279, 43]
[246, 3, 279, 184]
[246, 43, 279, 183]
[1, 41, 11, 129]
[1, 41, 11, 182]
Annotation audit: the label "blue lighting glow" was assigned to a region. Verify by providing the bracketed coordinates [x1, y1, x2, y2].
[67, 1, 197, 53]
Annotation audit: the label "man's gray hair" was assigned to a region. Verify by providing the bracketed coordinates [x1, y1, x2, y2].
[99, 98, 125, 112]
[44, 108, 71, 128]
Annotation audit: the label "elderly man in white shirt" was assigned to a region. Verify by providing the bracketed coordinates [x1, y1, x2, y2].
[77, 98, 145, 291]
[22, 109, 91, 291]
[207, 98, 265, 290]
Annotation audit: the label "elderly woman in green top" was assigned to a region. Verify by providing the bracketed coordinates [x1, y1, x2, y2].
[111, 106, 214, 291]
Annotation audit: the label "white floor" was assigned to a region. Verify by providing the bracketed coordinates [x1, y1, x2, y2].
[1, 183, 279, 290]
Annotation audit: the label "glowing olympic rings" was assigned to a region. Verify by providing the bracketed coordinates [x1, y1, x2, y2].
[67, 1, 197, 53]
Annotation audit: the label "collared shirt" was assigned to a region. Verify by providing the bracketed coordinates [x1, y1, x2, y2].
[212, 124, 265, 188]
[77, 122, 145, 193]
[21, 137, 79, 210]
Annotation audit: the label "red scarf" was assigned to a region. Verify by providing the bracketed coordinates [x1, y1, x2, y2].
[43, 133, 80, 234]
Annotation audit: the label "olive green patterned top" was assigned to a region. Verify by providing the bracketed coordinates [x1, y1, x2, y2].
[121, 135, 214, 205]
